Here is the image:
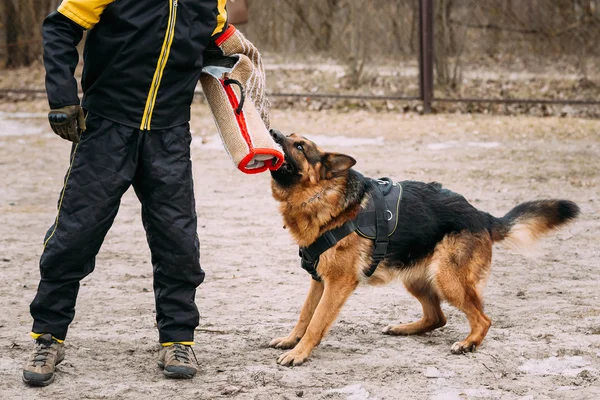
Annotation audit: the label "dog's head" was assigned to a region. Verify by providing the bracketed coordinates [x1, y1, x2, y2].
[270, 130, 358, 243]
[270, 130, 356, 190]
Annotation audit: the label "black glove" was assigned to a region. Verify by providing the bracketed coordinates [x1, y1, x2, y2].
[48, 105, 86, 143]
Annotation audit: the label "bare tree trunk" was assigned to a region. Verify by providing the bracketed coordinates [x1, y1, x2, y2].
[319, 0, 340, 51]
[575, 0, 589, 79]
[346, 0, 367, 87]
[434, 0, 450, 85]
[4, 0, 58, 68]
[409, 0, 419, 54]
[446, 0, 457, 54]
[4, 0, 21, 67]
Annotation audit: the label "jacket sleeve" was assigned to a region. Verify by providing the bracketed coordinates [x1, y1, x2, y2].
[42, 1, 114, 108]
[42, 11, 84, 108]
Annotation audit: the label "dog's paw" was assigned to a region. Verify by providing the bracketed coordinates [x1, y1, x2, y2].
[277, 349, 309, 367]
[451, 341, 477, 354]
[269, 336, 300, 349]
[382, 325, 410, 336]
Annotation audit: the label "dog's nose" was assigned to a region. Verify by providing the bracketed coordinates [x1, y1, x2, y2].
[270, 129, 284, 144]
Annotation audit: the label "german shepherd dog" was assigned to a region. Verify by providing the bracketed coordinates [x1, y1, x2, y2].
[269, 130, 579, 367]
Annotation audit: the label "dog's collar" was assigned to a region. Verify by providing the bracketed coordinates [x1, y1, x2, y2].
[299, 175, 395, 281]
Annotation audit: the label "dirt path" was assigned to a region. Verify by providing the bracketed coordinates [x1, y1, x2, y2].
[0, 102, 598, 399]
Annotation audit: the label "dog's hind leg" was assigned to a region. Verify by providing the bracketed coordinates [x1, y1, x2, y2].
[270, 278, 324, 349]
[276, 275, 358, 366]
[434, 233, 493, 354]
[441, 280, 491, 354]
[383, 280, 446, 336]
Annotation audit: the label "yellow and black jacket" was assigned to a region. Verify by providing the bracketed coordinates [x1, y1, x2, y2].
[43, 0, 228, 130]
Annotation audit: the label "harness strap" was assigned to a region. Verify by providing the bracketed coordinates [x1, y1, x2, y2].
[364, 179, 389, 277]
[354, 179, 393, 228]
[355, 211, 375, 227]
[298, 176, 391, 281]
[300, 220, 358, 281]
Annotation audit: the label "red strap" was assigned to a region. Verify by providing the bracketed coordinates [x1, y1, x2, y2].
[221, 79, 283, 173]
[215, 25, 236, 46]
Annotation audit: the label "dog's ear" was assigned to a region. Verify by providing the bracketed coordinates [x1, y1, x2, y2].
[322, 153, 356, 178]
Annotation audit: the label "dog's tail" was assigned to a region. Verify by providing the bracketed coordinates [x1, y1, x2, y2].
[489, 200, 579, 254]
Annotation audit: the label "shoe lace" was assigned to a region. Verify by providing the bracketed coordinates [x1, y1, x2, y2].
[171, 344, 200, 367]
[31, 338, 54, 367]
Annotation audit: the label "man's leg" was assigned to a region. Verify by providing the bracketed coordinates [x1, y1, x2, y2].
[29, 113, 139, 341]
[133, 123, 203, 379]
[133, 123, 204, 351]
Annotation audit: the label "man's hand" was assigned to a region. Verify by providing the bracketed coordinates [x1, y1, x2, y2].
[48, 105, 86, 143]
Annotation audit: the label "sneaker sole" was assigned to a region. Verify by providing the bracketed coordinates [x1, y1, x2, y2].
[162, 369, 196, 379]
[158, 362, 196, 379]
[22, 374, 55, 387]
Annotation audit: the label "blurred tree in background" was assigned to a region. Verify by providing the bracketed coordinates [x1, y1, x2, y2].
[1, 0, 59, 67]
[241, 0, 599, 85]
[0, 0, 598, 92]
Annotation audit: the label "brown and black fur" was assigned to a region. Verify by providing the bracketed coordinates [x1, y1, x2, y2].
[269, 131, 580, 367]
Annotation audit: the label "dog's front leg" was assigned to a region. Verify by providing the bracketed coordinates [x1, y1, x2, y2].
[270, 278, 324, 349]
[277, 276, 358, 366]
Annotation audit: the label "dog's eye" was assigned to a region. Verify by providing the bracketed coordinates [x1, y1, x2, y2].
[296, 144, 304, 152]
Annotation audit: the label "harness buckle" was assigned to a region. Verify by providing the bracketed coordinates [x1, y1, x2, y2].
[385, 210, 393, 221]
[299, 247, 317, 262]
[301, 257, 322, 282]
[372, 236, 388, 258]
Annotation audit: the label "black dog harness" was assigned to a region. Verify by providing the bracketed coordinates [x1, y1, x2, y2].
[299, 176, 403, 281]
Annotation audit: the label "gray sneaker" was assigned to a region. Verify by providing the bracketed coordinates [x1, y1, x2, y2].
[157, 344, 198, 379]
[22, 334, 65, 386]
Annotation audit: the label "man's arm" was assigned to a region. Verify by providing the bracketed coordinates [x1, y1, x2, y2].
[42, 11, 84, 109]
[43, 0, 115, 108]
[42, 0, 114, 141]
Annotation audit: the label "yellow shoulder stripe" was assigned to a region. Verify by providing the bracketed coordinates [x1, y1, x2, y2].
[57, 0, 115, 30]
[211, 0, 228, 36]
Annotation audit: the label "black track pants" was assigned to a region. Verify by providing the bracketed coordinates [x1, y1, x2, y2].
[30, 112, 205, 342]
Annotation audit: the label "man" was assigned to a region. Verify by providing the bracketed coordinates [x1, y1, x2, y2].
[22, 0, 257, 386]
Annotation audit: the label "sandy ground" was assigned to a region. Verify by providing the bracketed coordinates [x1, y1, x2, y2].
[0, 102, 598, 400]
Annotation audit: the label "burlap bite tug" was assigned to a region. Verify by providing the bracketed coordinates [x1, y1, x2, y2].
[201, 25, 283, 174]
